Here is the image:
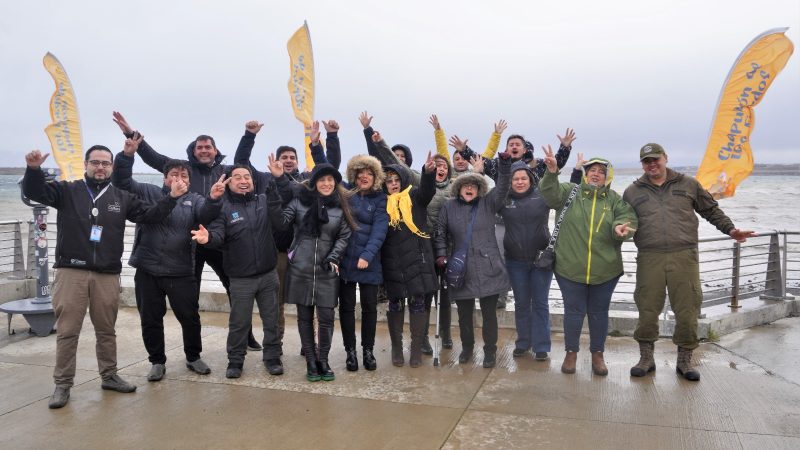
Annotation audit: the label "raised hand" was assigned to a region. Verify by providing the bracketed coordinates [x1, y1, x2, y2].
[449, 135, 468, 152]
[310, 120, 321, 144]
[123, 132, 143, 156]
[268, 153, 284, 178]
[357, 258, 369, 270]
[729, 229, 756, 243]
[25, 150, 50, 168]
[494, 119, 508, 135]
[112, 111, 134, 135]
[323, 120, 340, 133]
[209, 174, 229, 200]
[246, 120, 264, 134]
[615, 222, 637, 237]
[424, 151, 435, 173]
[542, 145, 558, 173]
[170, 178, 188, 198]
[359, 111, 373, 129]
[428, 114, 441, 130]
[558, 128, 577, 147]
[371, 131, 383, 143]
[470, 155, 484, 174]
[190, 224, 209, 244]
[574, 152, 585, 171]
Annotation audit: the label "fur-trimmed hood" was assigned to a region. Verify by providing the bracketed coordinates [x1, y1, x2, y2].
[450, 172, 489, 198]
[346, 154, 385, 192]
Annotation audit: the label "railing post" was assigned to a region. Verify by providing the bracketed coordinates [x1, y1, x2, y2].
[761, 232, 786, 300]
[729, 241, 741, 309]
[11, 221, 25, 279]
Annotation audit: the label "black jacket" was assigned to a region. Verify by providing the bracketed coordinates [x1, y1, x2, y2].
[22, 167, 177, 273]
[380, 164, 438, 299]
[112, 152, 222, 277]
[204, 182, 286, 278]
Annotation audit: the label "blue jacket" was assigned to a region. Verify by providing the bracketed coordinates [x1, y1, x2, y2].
[340, 190, 389, 285]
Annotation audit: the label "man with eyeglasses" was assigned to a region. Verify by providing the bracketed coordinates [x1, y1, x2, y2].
[623, 143, 755, 381]
[22, 141, 185, 409]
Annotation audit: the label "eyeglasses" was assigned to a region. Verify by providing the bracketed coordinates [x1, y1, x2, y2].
[88, 160, 112, 167]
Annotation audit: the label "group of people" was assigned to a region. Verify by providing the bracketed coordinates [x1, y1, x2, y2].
[21, 111, 754, 410]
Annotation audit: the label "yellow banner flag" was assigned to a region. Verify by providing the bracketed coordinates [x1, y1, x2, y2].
[697, 28, 794, 199]
[287, 21, 316, 169]
[42, 52, 84, 181]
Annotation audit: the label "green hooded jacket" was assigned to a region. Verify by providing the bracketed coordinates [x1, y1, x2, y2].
[539, 158, 638, 285]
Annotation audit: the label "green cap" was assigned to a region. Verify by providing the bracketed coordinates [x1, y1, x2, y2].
[639, 143, 665, 161]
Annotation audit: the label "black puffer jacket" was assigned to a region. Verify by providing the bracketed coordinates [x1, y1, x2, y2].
[112, 152, 222, 277]
[499, 160, 552, 262]
[204, 182, 286, 278]
[22, 168, 177, 274]
[135, 136, 231, 196]
[380, 164, 438, 299]
[282, 189, 352, 307]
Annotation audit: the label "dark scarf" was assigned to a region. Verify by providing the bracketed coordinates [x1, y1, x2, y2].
[299, 188, 340, 237]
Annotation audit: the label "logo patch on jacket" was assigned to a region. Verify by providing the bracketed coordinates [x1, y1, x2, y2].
[107, 202, 121, 213]
[230, 211, 243, 224]
[182, 200, 193, 206]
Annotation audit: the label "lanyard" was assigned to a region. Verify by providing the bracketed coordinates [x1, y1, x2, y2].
[85, 182, 110, 218]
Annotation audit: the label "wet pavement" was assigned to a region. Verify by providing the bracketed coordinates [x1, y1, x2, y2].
[0, 309, 798, 449]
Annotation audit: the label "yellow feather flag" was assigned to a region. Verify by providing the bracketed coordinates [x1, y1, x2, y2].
[697, 28, 794, 199]
[42, 52, 84, 181]
[287, 21, 316, 170]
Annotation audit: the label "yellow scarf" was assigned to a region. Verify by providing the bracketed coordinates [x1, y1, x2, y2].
[386, 185, 429, 238]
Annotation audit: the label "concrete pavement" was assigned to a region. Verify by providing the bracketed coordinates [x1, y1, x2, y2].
[0, 308, 798, 449]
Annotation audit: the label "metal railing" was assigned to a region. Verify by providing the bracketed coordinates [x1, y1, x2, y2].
[4, 217, 799, 311]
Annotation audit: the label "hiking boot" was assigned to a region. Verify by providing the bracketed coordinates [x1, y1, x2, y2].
[101, 374, 137, 393]
[318, 360, 335, 381]
[459, 346, 473, 364]
[591, 351, 608, 376]
[186, 359, 211, 375]
[534, 352, 549, 361]
[483, 351, 496, 368]
[345, 348, 359, 372]
[676, 346, 700, 381]
[147, 363, 166, 381]
[48, 386, 70, 409]
[225, 364, 242, 379]
[264, 358, 284, 376]
[512, 348, 528, 358]
[630, 341, 656, 377]
[363, 347, 377, 371]
[561, 351, 577, 374]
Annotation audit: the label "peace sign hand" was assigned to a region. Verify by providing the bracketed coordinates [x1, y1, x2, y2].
[268, 153, 284, 178]
[542, 145, 558, 173]
[209, 174, 230, 200]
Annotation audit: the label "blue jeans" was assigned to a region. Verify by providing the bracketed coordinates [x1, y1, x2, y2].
[506, 259, 553, 352]
[555, 274, 620, 353]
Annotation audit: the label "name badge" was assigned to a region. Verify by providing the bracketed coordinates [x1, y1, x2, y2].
[90, 225, 103, 242]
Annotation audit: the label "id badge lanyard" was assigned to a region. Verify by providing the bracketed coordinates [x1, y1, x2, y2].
[85, 182, 110, 242]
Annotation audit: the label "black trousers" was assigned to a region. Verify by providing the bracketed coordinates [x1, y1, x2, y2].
[455, 295, 499, 355]
[297, 305, 335, 361]
[338, 281, 378, 349]
[134, 269, 202, 364]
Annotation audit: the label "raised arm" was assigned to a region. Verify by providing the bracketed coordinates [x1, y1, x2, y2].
[112, 111, 170, 172]
[234, 120, 263, 165]
[322, 120, 341, 169]
[429, 114, 449, 159]
[21, 150, 61, 208]
[538, 145, 573, 210]
[532, 128, 576, 179]
[486, 152, 512, 213]
[112, 134, 146, 194]
[481, 119, 507, 159]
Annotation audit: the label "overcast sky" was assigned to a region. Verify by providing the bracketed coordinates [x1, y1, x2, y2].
[2, 0, 798, 171]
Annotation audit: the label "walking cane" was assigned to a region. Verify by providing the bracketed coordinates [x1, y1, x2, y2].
[433, 274, 444, 367]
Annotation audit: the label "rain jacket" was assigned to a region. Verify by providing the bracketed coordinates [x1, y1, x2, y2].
[539, 160, 637, 285]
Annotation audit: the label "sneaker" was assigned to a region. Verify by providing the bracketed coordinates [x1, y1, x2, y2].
[534, 352, 549, 361]
[48, 386, 70, 409]
[147, 363, 166, 381]
[101, 374, 137, 393]
[512, 348, 528, 358]
[186, 359, 211, 375]
[265, 358, 284, 376]
[226, 365, 242, 379]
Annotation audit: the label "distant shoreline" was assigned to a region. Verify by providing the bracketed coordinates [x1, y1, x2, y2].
[3, 165, 798, 176]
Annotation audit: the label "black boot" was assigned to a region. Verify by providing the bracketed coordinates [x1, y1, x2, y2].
[409, 312, 427, 368]
[387, 309, 405, 367]
[421, 308, 433, 355]
[440, 302, 453, 349]
[363, 347, 377, 371]
[298, 315, 319, 382]
[345, 348, 359, 372]
[306, 357, 321, 382]
[318, 313, 335, 381]
[318, 360, 335, 381]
